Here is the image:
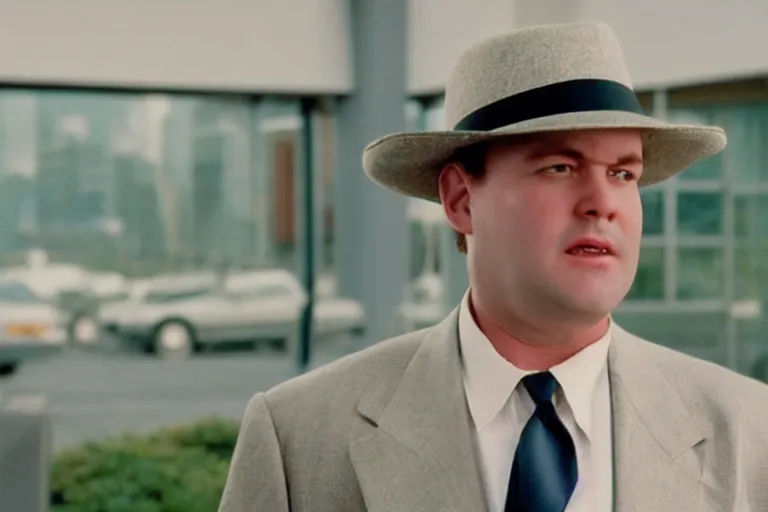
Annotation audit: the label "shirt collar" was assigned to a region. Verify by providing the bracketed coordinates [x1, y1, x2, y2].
[458, 289, 611, 440]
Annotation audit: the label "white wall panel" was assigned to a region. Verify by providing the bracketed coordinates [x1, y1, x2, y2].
[407, 0, 515, 95]
[581, 0, 768, 89]
[0, 0, 352, 93]
[408, 0, 768, 93]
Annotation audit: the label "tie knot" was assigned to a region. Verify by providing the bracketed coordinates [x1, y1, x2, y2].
[522, 371, 558, 405]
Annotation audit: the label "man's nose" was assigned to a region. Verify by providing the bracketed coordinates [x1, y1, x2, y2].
[573, 176, 619, 222]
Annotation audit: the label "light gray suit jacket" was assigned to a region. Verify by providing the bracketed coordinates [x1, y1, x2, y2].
[218, 309, 768, 511]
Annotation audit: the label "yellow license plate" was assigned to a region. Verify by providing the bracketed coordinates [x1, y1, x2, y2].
[6, 324, 48, 337]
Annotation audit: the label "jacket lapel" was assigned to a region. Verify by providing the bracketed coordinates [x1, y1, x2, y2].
[349, 310, 488, 512]
[349, 315, 733, 511]
[609, 325, 727, 512]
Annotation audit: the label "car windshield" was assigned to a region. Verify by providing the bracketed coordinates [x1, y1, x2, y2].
[0, 281, 45, 303]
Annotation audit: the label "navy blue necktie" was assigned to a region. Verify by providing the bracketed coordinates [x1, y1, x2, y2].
[504, 371, 578, 512]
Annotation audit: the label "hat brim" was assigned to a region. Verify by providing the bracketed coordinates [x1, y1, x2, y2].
[362, 111, 727, 203]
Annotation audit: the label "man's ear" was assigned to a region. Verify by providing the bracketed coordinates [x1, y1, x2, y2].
[438, 163, 473, 237]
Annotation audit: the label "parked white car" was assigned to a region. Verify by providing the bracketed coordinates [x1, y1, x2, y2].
[0, 262, 130, 345]
[112, 271, 220, 309]
[98, 269, 366, 359]
[0, 279, 67, 377]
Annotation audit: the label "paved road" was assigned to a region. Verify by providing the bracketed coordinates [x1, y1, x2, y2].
[0, 341, 359, 452]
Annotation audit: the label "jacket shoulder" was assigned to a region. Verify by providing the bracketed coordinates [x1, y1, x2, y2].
[625, 331, 768, 424]
[261, 328, 428, 418]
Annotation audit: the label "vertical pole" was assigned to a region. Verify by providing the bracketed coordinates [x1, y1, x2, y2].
[335, 0, 408, 344]
[297, 97, 315, 372]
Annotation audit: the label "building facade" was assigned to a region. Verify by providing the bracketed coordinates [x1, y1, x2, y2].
[0, 0, 766, 377]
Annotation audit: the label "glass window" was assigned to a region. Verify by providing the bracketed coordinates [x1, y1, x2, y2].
[253, 99, 304, 271]
[735, 243, 768, 300]
[0, 92, 305, 278]
[677, 192, 722, 235]
[734, 194, 768, 238]
[733, 194, 768, 301]
[0, 87, 343, 459]
[721, 105, 768, 183]
[408, 221, 427, 281]
[666, 108, 723, 181]
[676, 247, 724, 299]
[679, 154, 722, 181]
[425, 102, 446, 131]
[0, 92, 332, 309]
[625, 247, 664, 300]
[408, 198, 445, 281]
[314, 101, 337, 276]
[404, 100, 421, 131]
[641, 190, 664, 236]
[669, 102, 768, 184]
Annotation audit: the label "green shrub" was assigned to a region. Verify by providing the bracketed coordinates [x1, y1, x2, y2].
[51, 416, 241, 512]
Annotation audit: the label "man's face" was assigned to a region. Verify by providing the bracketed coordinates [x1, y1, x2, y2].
[441, 129, 644, 328]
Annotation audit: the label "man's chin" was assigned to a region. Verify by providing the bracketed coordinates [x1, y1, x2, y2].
[552, 289, 623, 324]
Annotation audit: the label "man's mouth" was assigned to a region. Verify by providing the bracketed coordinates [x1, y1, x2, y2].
[566, 246, 610, 255]
[565, 238, 615, 256]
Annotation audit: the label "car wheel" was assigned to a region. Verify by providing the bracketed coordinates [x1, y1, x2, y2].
[0, 362, 19, 377]
[153, 320, 195, 361]
[70, 314, 100, 345]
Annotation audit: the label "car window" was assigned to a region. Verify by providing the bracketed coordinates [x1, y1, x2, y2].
[144, 287, 212, 303]
[0, 281, 45, 303]
[100, 292, 130, 303]
[233, 284, 295, 300]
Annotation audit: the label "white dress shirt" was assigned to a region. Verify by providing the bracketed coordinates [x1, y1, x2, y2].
[458, 291, 614, 512]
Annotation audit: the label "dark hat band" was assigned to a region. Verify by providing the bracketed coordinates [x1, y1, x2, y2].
[453, 78, 646, 131]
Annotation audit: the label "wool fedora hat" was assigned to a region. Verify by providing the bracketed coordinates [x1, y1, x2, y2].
[362, 21, 727, 203]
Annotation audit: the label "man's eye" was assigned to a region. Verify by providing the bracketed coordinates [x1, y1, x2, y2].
[612, 169, 637, 181]
[542, 164, 573, 174]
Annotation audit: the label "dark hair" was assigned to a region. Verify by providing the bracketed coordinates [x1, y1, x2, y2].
[445, 142, 489, 253]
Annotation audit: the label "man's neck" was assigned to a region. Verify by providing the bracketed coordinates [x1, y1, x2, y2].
[468, 294, 610, 371]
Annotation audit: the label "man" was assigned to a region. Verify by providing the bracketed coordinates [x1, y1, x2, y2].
[219, 21, 768, 512]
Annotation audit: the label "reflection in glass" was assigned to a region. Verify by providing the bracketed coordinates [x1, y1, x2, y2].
[676, 247, 724, 299]
[641, 190, 664, 235]
[252, 99, 303, 271]
[0, 91, 312, 280]
[407, 199, 443, 281]
[677, 192, 722, 235]
[315, 101, 337, 275]
[625, 247, 664, 300]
